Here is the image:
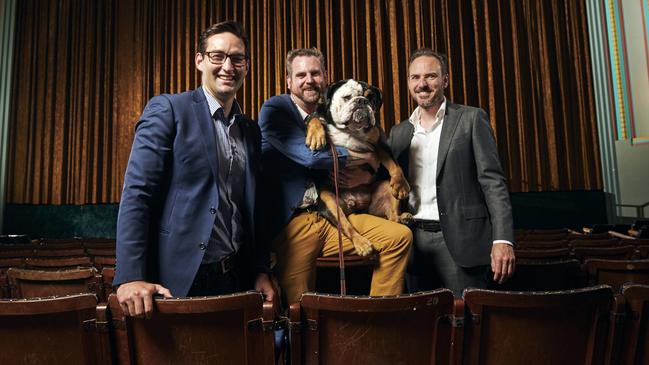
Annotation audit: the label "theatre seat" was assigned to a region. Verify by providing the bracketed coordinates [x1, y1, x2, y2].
[108, 292, 276, 364]
[100, 267, 115, 301]
[294, 290, 455, 365]
[25, 256, 93, 269]
[570, 238, 619, 248]
[514, 247, 572, 260]
[6, 267, 101, 299]
[516, 240, 569, 249]
[462, 286, 614, 365]
[619, 284, 649, 364]
[0, 258, 25, 298]
[0, 294, 111, 364]
[491, 259, 583, 291]
[315, 254, 377, 295]
[573, 246, 635, 262]
[584, 259, 649, 292]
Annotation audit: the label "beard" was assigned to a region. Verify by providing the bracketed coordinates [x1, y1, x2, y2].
[414, 86, 443, 109]
[300, 87, 322, 103]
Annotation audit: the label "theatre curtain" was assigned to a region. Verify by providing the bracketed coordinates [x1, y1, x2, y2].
[5, 0, 601, 204]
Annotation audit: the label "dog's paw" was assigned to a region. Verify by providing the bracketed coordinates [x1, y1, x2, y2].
[305, 116, 327, 151]
[398, 212, 414, 226]
[390, 175, 411, 200]
[352, 235, 375, 256]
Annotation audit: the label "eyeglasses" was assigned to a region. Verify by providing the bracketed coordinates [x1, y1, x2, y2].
[203, 51, 248, 67]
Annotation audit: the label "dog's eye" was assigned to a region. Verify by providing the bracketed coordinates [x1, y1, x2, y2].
[342, 95, 351, 101]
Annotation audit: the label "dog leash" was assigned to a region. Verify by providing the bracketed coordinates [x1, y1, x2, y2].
[327, 134, 347, 295]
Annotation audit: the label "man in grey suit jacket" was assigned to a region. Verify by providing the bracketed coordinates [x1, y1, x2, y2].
[388, 48, 515, 296]
[114, 21, 274, 318]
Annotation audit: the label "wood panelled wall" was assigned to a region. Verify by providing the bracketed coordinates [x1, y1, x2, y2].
[5, 0, 602, 204]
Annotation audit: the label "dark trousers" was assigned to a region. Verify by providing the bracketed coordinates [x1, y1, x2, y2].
[187, 262, 241, 297]
[406, 227, 488, 297]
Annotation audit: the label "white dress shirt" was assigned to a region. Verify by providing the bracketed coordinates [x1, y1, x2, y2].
[407, 98, 512, 246]
[407, 100, 446, 221]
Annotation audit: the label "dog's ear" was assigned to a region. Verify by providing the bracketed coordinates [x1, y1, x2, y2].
[362, 83, 383, 110]
[325, 79, 349, 105]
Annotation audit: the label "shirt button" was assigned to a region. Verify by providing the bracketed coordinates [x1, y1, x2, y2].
[199, 242, 207, 250]
[209, 207, 216, 214]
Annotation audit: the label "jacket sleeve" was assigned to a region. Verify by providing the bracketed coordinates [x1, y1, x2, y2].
[114, 95, 175, 286]
[471, 109, 514, 243]
[258, 97, 348, 170]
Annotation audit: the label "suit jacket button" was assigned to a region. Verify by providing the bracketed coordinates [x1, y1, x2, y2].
[199, 242, 207, 250]
[209, 207, 216, 214]
[440, 212, 446, 216]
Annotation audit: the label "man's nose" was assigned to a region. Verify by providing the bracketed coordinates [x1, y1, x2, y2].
[221, 57, 234, 71]
[305, 74, 314, 83]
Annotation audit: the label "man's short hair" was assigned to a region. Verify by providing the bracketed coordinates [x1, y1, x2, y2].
[409, 48, 448, 75]
[285, 48, 326, 77]
[198, 21, 249, 58]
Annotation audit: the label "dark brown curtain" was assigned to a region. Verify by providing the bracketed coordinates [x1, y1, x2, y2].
[6, 0, 601, 204]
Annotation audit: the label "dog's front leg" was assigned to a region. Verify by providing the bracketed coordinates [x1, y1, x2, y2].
[305, 115, 327, 151]
[377, 147, 410, 200]
[320, 190, 375, 256]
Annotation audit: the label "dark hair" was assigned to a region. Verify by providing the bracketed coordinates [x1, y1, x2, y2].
[409, 48, 448, 75]
[285, 48, 326, 76]
[198, 21, 249, 58]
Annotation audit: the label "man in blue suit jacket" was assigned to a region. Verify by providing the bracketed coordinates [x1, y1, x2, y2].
[258, 48, 412, 305]
[114, 21, 274, 317]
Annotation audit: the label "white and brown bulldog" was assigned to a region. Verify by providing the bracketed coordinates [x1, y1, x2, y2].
[306, 79, 412, 256]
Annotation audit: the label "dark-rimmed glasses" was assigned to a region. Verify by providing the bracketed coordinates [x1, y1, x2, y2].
[203, 51, 248, 67]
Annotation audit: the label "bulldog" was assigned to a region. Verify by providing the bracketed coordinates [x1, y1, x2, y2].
[305, 79, 412, 256]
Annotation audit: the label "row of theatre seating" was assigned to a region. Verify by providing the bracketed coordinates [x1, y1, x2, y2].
[2, 230, 649, 364]
[0, 285, 647, 364]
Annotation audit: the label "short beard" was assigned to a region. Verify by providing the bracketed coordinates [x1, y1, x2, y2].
[417, 95, 443, 109]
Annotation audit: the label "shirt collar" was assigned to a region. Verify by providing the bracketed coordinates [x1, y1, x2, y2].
[203, 86, 242, 122]
[409, 97, 447, 132]
[290, 94, 311, 122]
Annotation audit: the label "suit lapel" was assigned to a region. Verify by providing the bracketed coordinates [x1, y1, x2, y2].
[436, 102, 463, 178]
[284, 94, 307, 130]
[192, 88, 220, 182]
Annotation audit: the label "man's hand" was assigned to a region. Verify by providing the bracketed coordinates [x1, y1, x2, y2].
[346, 149, 380, 170]
[254, 273, 275, 303]
[330, 167, 375, 189]
[491, 243, 515, 284]
[116, 280, 172, 319]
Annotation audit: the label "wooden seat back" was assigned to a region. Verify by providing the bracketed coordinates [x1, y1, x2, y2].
[108, 292, 276, 364]
[570, 238, 619, 248]
[7, 267, 100, 299]
[585, 259, 649, 292]
[26, 255, 93, 269]
[297, 290, 454, 365]
[315, 254, 377, 295]
[514, 247, 572, 260]
[573, 246, 635, 262]
[516, 240, 569, 249]
[493, 259, 583, 291]
[0, 294, 110, 364]
[619, 284, 649, 364]
[100, 267, 115, 301]
[462, 286, 614, 365]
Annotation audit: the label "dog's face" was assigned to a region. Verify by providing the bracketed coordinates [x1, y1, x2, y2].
[325, 79, 382, 132]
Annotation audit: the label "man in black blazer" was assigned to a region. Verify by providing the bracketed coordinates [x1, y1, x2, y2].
[388, 48, 515, 296]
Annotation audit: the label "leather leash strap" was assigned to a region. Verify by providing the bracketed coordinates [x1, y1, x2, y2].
[327, 134, 347, 295]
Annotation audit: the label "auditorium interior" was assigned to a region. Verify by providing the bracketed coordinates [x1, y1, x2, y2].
[0, 0, 648, 364]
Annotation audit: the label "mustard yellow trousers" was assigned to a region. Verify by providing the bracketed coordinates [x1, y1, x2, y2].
[272, 211, 412, 304]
